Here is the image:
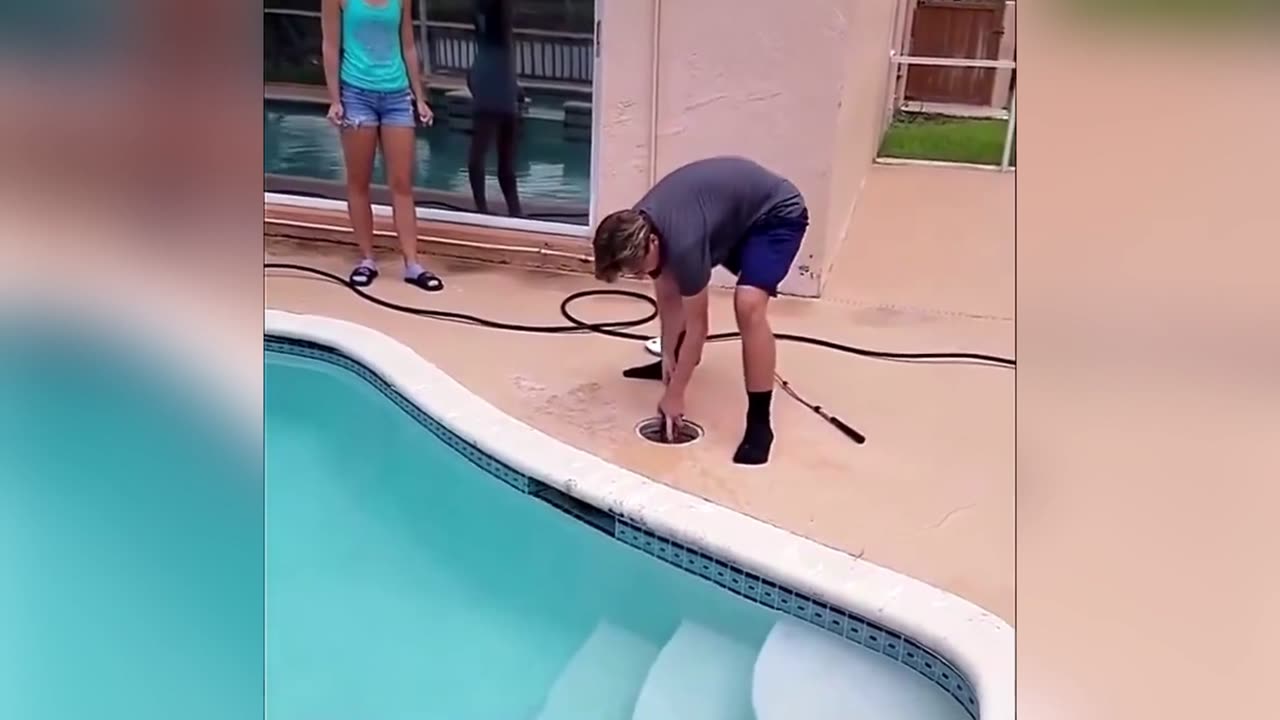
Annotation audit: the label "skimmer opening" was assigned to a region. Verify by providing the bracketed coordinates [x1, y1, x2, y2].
[635, 416, 704, 445]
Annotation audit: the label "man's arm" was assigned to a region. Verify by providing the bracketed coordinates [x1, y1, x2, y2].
[665, 288, 710, 396]
[653, 271, 686, 380]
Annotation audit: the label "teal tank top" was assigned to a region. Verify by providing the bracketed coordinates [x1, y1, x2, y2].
[340, 0, 410, 92]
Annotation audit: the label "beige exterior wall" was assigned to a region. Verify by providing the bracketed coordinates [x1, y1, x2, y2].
[593, 0, 657, 222]
[822, 0, 901, 287]
[595, 0, 897, 297]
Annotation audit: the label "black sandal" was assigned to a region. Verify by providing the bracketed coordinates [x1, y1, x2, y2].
[405, 269, 444, 292]
[349, 265, 378, 287]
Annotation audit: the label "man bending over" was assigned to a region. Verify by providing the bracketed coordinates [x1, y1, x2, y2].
[592, 156, 808, 466]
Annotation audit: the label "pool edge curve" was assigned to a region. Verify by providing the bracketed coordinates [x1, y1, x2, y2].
[264, 308, 1013, 720]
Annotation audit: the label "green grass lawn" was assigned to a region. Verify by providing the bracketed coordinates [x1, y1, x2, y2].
[879, 113, 1015, 167]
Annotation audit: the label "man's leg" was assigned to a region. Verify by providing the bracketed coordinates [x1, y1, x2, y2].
[731, 212, 806, 465]
[733, 286, 776, 465]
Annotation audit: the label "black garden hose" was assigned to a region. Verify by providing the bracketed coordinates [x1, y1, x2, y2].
[265, 262, 1015, 445]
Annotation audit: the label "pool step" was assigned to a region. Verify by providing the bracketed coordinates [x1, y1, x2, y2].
[631, 619, 757, 720]
[752, 618, 967, 720]
[534, 620, 661, 720]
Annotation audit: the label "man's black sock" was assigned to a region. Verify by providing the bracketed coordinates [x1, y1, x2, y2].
[734, 422, 774, 465]
[746, 390, 773, 425]
[622, 360, 664, 380]
[734, 390, 775, 465]
[622, 331, 687, 381]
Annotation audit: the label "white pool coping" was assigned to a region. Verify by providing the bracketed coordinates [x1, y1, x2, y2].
[265, 309, 1014, 720]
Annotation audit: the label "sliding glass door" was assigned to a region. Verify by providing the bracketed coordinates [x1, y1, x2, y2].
[263, 0, 597, 230]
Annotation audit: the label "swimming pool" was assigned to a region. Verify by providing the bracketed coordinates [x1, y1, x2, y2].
[263, 98, 591, 218]
[265, 323, 995, 719]
[0, 322, 262, 720]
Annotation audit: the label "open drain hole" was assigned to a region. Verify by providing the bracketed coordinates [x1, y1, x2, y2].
[635, 416, 705, 445]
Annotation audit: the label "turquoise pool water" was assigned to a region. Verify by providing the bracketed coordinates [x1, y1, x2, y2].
[264, 345, 975, 720]
[266, 348, 779, 718]
[0, 325, 262, 720]
[263, 99, 591, 212]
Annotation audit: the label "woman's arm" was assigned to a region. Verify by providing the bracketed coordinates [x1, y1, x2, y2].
[400, 0, 428, 103]
[320, 0, 342, 105]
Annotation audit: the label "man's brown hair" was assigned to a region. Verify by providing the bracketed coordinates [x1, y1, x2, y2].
[592, 209, 651, 282]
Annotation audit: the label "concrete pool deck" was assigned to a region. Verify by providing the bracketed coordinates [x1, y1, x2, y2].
[265, 163, 1014, 623]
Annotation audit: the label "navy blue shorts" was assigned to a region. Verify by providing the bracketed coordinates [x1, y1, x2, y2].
[721, 208, 809, 296]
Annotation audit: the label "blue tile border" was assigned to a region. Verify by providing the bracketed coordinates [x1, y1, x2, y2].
[266, 336, 980, 718]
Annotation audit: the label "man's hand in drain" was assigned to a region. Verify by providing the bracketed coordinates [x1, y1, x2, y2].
[658, 388, 686, 441]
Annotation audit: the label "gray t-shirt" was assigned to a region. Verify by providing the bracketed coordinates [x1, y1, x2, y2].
[635, 156, 805, 296]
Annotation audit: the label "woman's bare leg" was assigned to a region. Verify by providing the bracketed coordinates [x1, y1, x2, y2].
[378, 125, 420, 268]
[340, 126, 380, 262]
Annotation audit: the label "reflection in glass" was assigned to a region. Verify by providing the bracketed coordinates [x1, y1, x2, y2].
[467, 0, 522, 217]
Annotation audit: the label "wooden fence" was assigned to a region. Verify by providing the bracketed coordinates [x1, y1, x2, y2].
[903, 0, 1010, 106]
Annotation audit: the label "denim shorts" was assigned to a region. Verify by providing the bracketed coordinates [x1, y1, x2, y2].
[340, 84, 415, 128]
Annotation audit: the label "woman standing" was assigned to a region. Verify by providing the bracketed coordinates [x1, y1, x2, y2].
[467, 0, 523, 217]
[322, 0, 444, 291]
